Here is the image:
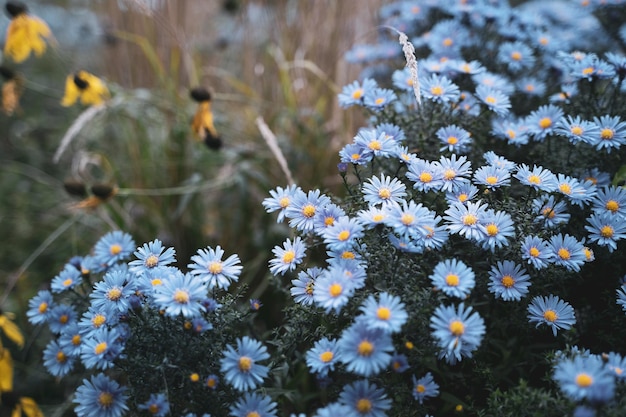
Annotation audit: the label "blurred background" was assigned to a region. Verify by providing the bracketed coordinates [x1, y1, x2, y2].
[0, 0, 386, 411]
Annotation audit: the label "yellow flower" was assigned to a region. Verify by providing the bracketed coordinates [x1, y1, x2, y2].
[60, 71, 110, 107]
[190, 87, 222, 150]
[3, 2, 52, 63]
[0, 310, 23, 348]
[0, 67, 22, 116]
[0, 348, 13, 392]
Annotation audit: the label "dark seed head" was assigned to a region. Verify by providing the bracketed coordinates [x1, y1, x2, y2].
[0, 66, 15, 80]
[73, 73, 90, 90]
[63, 179, 88, 197]
[5, 1, 27, 18]
[190, 87, 211, 103]
[204, 135, 223, 150]
[91, 183, 117, 200]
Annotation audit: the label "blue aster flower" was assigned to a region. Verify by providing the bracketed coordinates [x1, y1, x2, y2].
[406, 158, 444, 192]
[322, 216, 364, 253]
[420, 73, 460, 103]
[487, 261, 531, 301]
[78, 307, 118, 338]
[306, 337, 342, 376]
[339, 143, 372, 166]
[473, 165, 511, 190]
[438, 154, 472, 192]
[422, 217, 450, 251]
[43, 339, 75, 377]
[290, 267, 323, 306]
[374, 123, 405, 143]
[73, 373, 128, 417]
[481, 152, 516, 173]
[525, 105, 564, 142]
[585, 212, 626, 252]
[128, 239, 176, 276]
[357, 206, 389, 229]
[339, 379, 391, 417]
[152, 271, 207, 318]
[93, 231, 136, 269]
[444, 200, 489, 241]
[548, 234, 586, 272]
[220, 336, 270, 392]
[491, 117, 529, 146]
[592, 186, 626, 217]
[59, 323, 83, 356]
[553, 354, 615, 402]
[521, 235, 554, 269]
[358, 292, 408, 334]
[554, 115, 599, 145]
[605, 352, 626, 379]
[338, 318, 394, 376]
[479, 209, 515, 252]
[48, 304, 78, 334]
[262, 184, 303, 223]
[436, 125, 472, 153]
[313, 268, 355, 314]
[362, 174, 407, 207]
[533, 195, 570, 229]
[363, 87, 397, 110]
[268, 236, 307, 276]
[90, 269, 136, 317]
[450, 59, 485, 75]
[188, 245, 243, 290]
[51, 264, 82, 293]
[514, 164, 558, 192]
[497, 41, 536, 72]
[591, 115, 626, 153]
[230, 393, 277, 417]
[445, 182, 479, 205]
[475, 85, 511, 116]
[383, 199, 435, 239]
[579, 168, 611, 188]
[285, 189, 332, 232]
[327, 258, 367, 289]
[354, 128, 399, 159]
[570, 55, 615, 81]
[388, 233, 423, 254]
[390, 352, 409, 373]
[138, 393, 170, 417]
[472, 71, 514, 95]
[338, 78, 378, 108]
[80, 327, 124, 370]
[27, 290, 55, 325]
[313, 403, 352, 417]
[412, 372, 439, 404]
[313, 202, 346, 233]
[555, 174, 596, 207]
[430, 259, 475, 299]
[392, 67, 415, 92]
[205, 374, 219, 390]
[394, 145, 418, 165]
[430, 303, 485, 364]
[528, 294, 576, 336]
[516, 76, 546, 96]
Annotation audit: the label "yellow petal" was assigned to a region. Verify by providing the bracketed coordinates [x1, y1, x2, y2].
[78, 72, 110, 106]
[60, 75, 80, 107]
[3, 15, 51, 63]
[19, 397, 44, 417]
[0, 348, 14, 391]
[0, 315, 24, 348]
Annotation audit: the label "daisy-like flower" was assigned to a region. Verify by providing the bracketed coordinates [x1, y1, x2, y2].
[429, 259, 475, 299]
[445, 182, 479, 205]
[80, 327, 124, 370]
[90, 269, 136, 316]
[528, 295, 576, 336]
[480, 209, 515, 252]
[472, 71, 514, 95]
[444, 200, 489, 241]
[390, 352, 409, 373]
[357, 206, 389, 229]
[290, 267, 323, 306]
[475, 85, 511, 116]
[322, 216, 364, 252]
[262, 184, 303, 223]
[229, 392, 277, 417]
[313, 403, 352, 417]
[188, 245, 242, 290]
[516, 76, 546, 97]
[205, 374, 219, 389]
[78, 307, 117, 339]
[152, 271, 207, 318]
[363, 87, 397, 110]
[339, 143, 371, 166]
[438, 154, 472, 192]
[313, 269, 354, 314]
[592, 186, 626, 217]
[338, 318, 394, 377]
[394, 145, 418, 165]
[420, 73, 460, 103]
[383, 199, 435, 240]
[525, 104, 564, 142]
[406, 158, 444, 192]
[514, 164, 558, 192]
[74, 373, 129, 417]
[138, 393, 170, 417]
[268, 236, 307, 276]
[412, 372, 440, 404]
[487, 261, 531, 301]
[605, 352, 626, 379]
[354, 128, 399, 159]
[59, 323, 83, 357]
[422, 216, 450, 251]
[358, 292, 408, 334]
[389, 233, 423, 254]
[497, 41, 536, 72]
[430, 303, 485, 364]
[51, 264, 82, 293]
[436, 125, 472, 153]
[3, 2, 52, 63]
[129, 239, 176, 276]
[220, 336, 270, 392]
[547, 234, 586, 272]
[555, 174, 595, 207]
[374, 123, 405, 142]
[61, 70, 111, 107]
[327, 258, 367, 290]
[392, 67, 415, 92]
[591, 115, 626, 153]
[93, 231, 136, 269]
[521, 235, 553, 269]
[450, 59, 485, 75]
[338, 78, 377, 108]
[362, 174, 407, 207]
[285, 189, 331, 232]
[339, 380, 391, 417]
[554, 115, 599, 145]
[306, 337, 342, 376]
[48, 304, 78, 334]
[585, 212, 626, 252]
[43, 340, 75, 377]
[553, 355, 615, 403]
[491, 117, 529, 146]
[313, 203, 346, 233]
[579, 168, 611, 189]
[473, 165, 511, 190]
[533, 195, 570, 229]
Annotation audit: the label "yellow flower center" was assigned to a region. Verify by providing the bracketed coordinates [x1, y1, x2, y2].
[320, 351, 334, 363]
[486, 223, 499, 236]
[173, 289, 190, 304]
[302, 204, 316, 218]
[525, 84, 535, 92]
[582, 67, 594, 75]
[485, 96, 497, 104]
[378, 188, 391, 199]
[501, 275, 515, 288]
[528, 174, 541, 184]
[603, 199, 618, 212]
[443, 169, 456, 180]
[449, 320, 465, 336]
[247, 412, 260, 417]
[571, 126, 583, 136]
[149, 404, 160, 414]
[458, 193, 468, 203]
[557, 248, 570, 260]
[56, 351, 67, 363]
[107, 288, 122, 301]
[539, 117, 552, 129]
[208, 261, 223, 274]
[357, 399, 373, 413]
[506, 129, 516, 139]
[559, 183, 572, 195]
[430, 86, 443, 96]
[238, 356, 252, 372]
[375, 97, 385, 105]
[98, 392, 114, 408]
[38, 302, 48, 314]
[486, 176, 498, 185]
[329, 283, 343, 297]
[207, 377, 217, 388]
[575, 373, 593, 387]
[447, 136, 458, 145]
[351, 153, 361, 161]
[601, 225, 614, 238]
[405, 341, 414, 349]
[151, 278, 163, 286]
[305, 282, 314, 295]
[543, 309, 557, 322]
[352, 89, 363, 100]
[145, 254, 159, 268]
[109, 244, 122, 255]
[462, 214, 477, 226]
[542, 207, 555, 218]
[338, 230, 350, 241]
[511, 51, 522, 61]
[282, 250, 296, 264]
[357, 340, 374, 356]
[59, 314, 69, 324]
[190, 373, 200, 382]
[92, 314, 106, 327]
[445, 274, 459, 286]
[419, 172, 433, 183]
[72, 334, 81, 345]
[416, 384, 426, 393]
[63, 278, 73, 287]
[401, 213, 415, 226]
[341, 251, 355, 259]
[95, 342, 108, 355]
[372, 213, 384, 222]
[376, 306, 391, 320]
[279, 196, 290, 208]
[529, 247, 540, 257]
[601, 128, 614, 140]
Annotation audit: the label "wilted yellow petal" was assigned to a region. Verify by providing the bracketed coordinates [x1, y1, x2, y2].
[60, 75, 80, 107]
[191, 101, 218, 141]
[0, 348, 14, 391]
[0, 315, 24, 348]
[19, 397, 44, 417]
[79, 72, 109, 106]
[3, 15, 51, 63]
[2, 80, 21, 116]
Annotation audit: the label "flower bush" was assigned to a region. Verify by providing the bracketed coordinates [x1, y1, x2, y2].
[15, 0, 626, 417]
